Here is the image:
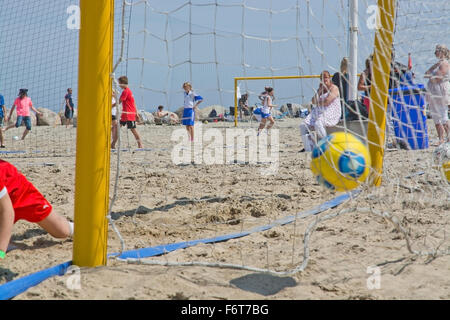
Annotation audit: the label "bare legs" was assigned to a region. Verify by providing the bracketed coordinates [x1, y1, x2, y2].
[111, 120, 118, 149]
[257, 117, 275, 136]
[111, 123, 143, 149]
[435, 121, 449, 145]
[37, 211, 72, 239]
[299, 119, 327, 152]
[21, 129, 30, 140]
[186, 125, 194, 141]
[3, 125, 30, 141]
[0, 127, 4, 147]
[130, 128, 143, 148]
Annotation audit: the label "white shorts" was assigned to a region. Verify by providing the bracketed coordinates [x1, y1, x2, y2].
[427, 80, 450, 124]
[429, 104, 449, 125]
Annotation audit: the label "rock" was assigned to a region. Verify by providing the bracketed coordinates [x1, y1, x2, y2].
[174, 106, 184, 120]
[36, 108, 60, 126]
[137, 110, 155, 125]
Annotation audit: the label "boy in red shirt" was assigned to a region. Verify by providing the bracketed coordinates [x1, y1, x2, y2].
[0, 160, 73, 260]
[111, 76, 143, 149]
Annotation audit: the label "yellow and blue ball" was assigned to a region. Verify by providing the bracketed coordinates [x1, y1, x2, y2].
[443, 162, 450, 183]
[310, 132, 371, 191]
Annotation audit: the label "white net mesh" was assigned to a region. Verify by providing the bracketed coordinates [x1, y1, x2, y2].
[107, 0, 450, 277]
[1, 0, 450, 299]
[0, 0, 130, 157]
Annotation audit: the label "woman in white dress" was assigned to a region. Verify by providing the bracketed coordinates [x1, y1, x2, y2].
[425, 44, 450, 145]
[299, 71, 341, 152]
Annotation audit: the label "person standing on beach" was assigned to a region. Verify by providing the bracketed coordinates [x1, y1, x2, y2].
[3, 89, 43, 141]
[0, 160, 73, 260]
[425, 44, 450, 145]
[182, 82, 203, 142]
[0, 93, 6, 148]
[64, 88, 75, 128]
[112, 76, 143, 149]
[332, 57, 349, 117]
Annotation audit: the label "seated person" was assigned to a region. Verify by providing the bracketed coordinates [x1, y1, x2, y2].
[155, 105, 178, 124]
[238, 93, 250, 119]
[299, 71, 341, 152]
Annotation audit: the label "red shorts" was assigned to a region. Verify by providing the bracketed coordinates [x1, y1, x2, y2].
[13, 179, 53, 224]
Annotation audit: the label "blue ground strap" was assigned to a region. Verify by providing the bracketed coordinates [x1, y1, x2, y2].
[0, 261, 72, 300]
[0, 189, 359, 300]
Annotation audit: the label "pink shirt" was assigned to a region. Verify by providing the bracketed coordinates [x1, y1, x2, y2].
[14, 97, 33, 116]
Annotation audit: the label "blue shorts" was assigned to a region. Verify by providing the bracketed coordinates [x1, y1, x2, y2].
[261, 112, 271, 119]
[182, 108, 195, 126]
[65, 107, 74, 119]
[16, 116, 32, 130]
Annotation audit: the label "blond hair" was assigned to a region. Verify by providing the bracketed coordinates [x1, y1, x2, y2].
[340, 57, 349, 73]
[182, 82, 192, 90]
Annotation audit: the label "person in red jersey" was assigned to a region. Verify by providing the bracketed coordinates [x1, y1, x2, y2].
[0, 160, 73, 260]
[112, 76, 143, 149]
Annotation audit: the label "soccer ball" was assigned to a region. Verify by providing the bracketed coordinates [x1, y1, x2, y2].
[310, 132, 371, 191]
[432, 142, 450, 183]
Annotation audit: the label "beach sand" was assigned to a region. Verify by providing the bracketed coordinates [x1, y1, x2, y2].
[0, 118, 449, 300]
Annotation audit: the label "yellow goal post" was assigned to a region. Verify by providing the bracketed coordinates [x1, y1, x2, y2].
[73, 0, 114, 267]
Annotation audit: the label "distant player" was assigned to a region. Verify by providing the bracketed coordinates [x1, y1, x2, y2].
[0, 160, 73, 260]
[112, 76, 143, 149]
[182, 82, 203, 141]
[0, 93, 6, 148]
[257, 87, 276, 136]
[3, 89, 43, 140]
[64, 88, 75, 128]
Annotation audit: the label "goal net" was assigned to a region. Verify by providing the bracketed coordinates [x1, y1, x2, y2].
[0, 0, 129, 157]
[1, 0, 449, 296]
[107, 0, 450, 279]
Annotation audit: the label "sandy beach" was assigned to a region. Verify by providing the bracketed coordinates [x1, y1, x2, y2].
[0, 118, 449, 300]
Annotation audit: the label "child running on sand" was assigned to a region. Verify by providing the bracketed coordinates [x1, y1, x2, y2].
[256, 87, 276, 136]
[3, 89, 43, 140]
[0, 160, 73, 260]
